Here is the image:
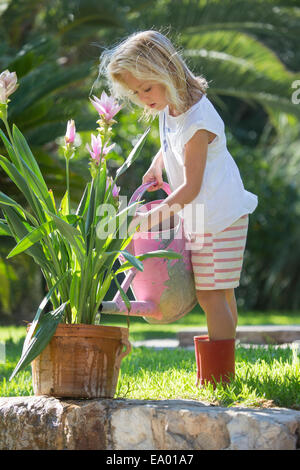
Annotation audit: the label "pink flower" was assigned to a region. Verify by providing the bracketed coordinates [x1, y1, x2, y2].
[90, 91, 122, 122]
[106, 177, 120, 197]
[65, 119, 76, 144]
[0, 70, 18, 104]
[86, 134, 115, 164]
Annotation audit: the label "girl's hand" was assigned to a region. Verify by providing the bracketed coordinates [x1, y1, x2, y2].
[142, 165, 163, 192]
[142, 148, 164, 192]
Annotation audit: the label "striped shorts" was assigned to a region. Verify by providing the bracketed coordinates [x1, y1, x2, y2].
[189, 214, 249, 290]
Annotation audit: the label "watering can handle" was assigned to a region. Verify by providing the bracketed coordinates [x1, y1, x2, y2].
[129, 181, 171, 205]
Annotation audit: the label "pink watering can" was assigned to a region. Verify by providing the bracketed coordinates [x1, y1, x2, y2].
[101, 182, 197, 323]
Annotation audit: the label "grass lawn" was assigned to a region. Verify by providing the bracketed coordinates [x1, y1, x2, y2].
[0, 308, 299, 409]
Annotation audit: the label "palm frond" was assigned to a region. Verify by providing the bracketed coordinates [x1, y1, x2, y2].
[182, 30, 300, 119]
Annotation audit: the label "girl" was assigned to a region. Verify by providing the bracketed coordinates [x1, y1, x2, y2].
[99, 30, 258, 386]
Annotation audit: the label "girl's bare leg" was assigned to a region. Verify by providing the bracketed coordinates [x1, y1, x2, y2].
[196, 289, 236, 340]
[225, 288, 238, 329]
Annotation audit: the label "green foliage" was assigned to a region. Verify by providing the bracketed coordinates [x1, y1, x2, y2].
[9, 302, 68, 381]
[0, 243, 42, 324]
[234, 121, 300, 310]
[0, 83, 182, 378]
[1, 0, 300, 320]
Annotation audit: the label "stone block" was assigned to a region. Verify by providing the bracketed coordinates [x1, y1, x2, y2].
[1, 397, 300, 450]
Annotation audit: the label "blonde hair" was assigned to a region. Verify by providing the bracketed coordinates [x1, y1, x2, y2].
[98, 30, 208, 122]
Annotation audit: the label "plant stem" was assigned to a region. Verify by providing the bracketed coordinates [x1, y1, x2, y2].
[66, 157, 70, 212]
[2, 116, 13, 144]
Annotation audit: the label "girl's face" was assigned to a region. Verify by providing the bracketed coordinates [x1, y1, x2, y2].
[121, 71, 170, 112]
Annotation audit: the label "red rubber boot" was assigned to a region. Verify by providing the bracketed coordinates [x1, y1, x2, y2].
[194, 335, 235, 388]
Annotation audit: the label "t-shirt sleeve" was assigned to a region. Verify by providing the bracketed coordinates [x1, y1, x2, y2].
[181, 100, 225, 148]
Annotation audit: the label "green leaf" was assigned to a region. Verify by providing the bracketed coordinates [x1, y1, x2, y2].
[105, 249, 144, 272]
[136, 249, 183, 261]
[76, 183, 90, 217]
[0, 129, 21, 171]
[115, 126, 151, 181]
[9, 302, 69, 381]
[112, 272, 131, 313]
[114, 249, 182, 274]
[1, 205, 49, 269]
[93, 272, 113, 322]
[0, 155, 45, 220]
[0, 219, 12, 237]
[7, 220, 54, 258]
[69, 270, 81, 313]
[12, 124, 49, 190]
[48, 189, 57, 214]
[85, 177, 96, 245]
[1, 127, 55, 214]
[0, 191, 26, 218]
[92, 231, 131, 278]
[0, 191, 37, 226]
[59, 190, 69, 216]
[15, 155, 55, 213]
[85, 165, 108, 250]
[22, 271, 71, 354]
[45, 210, 85, 264]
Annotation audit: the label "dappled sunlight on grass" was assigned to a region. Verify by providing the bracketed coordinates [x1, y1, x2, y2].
[115, 345, 300, 409]
[0, 321, 299, 409]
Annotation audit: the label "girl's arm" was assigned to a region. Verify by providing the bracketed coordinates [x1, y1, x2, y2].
[142, 147, 164, 191]
[151, 148, 164, 170]
[134, 130, 209, 231]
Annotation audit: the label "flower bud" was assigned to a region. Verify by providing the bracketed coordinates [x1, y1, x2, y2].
[106, 176, 120, 198]
[0, 70, 18, 104]
[65, 119, 76, 144]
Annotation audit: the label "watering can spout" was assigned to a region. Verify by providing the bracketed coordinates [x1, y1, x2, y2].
[100, 300, 162, 320]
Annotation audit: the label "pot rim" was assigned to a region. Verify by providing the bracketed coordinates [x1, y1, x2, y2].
[28, 322, 130, 339]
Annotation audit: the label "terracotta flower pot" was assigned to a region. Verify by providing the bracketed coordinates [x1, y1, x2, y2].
[30, 324, 131, 398]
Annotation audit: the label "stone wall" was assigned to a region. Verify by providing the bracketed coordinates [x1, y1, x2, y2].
[0, 396, 300, 450]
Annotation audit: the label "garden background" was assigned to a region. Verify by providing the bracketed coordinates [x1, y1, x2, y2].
[1, 0, 300, 325]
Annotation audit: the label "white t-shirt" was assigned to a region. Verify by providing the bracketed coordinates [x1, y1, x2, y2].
[158, 94, 258, 235]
